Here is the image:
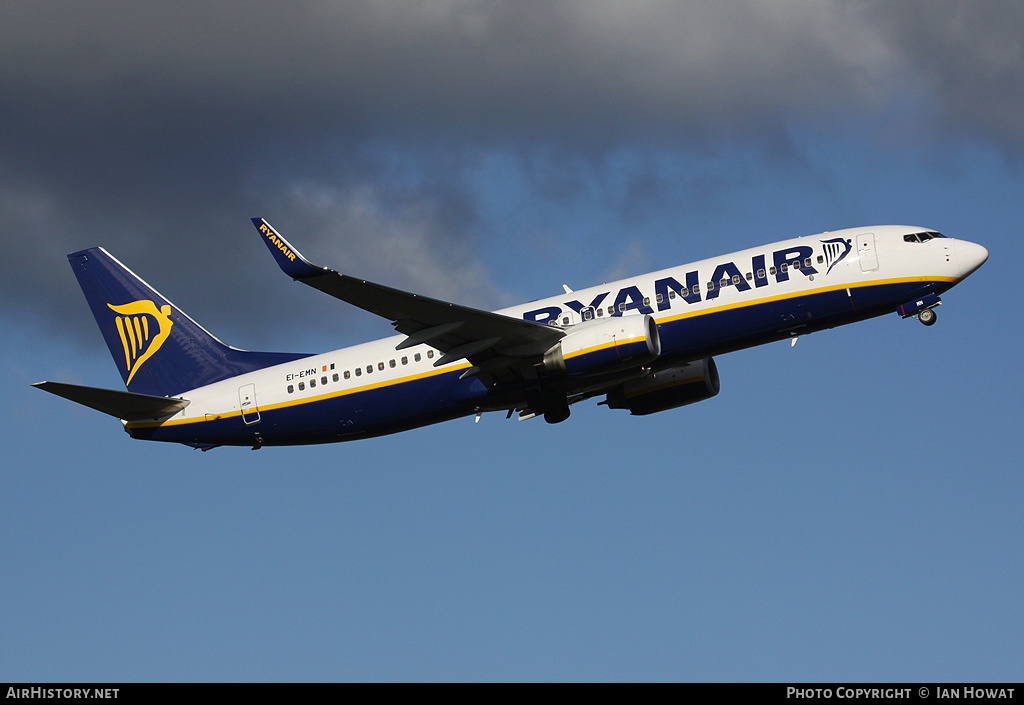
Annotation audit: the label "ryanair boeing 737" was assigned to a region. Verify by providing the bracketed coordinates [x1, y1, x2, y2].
[34, 219, 988, 450]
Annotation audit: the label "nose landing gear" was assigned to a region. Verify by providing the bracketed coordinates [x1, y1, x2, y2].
[898, 293, 941, 326]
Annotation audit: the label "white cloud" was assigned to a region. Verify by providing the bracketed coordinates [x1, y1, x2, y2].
[272, 181, 512, 309]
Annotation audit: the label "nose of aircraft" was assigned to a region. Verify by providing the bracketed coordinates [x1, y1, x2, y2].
[954, 240, 989, 279]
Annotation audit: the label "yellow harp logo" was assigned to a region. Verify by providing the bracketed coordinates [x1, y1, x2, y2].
[108, 300, 174, 386]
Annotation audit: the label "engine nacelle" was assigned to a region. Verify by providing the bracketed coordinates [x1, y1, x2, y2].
[604, 358, 720, 415]
[543, 315, 661, 376]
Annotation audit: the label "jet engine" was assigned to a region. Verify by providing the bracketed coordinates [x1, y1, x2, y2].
[604, 358, 720, 415]
[542, 315, 661, 376]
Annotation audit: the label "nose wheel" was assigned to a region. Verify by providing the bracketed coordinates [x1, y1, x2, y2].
[898, 294, 941, 325]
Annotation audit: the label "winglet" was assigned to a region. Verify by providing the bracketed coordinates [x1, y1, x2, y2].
[251, 218, 324, 279]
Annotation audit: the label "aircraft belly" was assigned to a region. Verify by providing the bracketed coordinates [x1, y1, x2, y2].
[656, 280, 947, 361]
[847, 279, 949, 314]
[657, 286, 854, 359]
[131, 367, 485, 446]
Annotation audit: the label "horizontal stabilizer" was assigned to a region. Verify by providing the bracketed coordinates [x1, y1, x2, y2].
[33, 381, 190, 421]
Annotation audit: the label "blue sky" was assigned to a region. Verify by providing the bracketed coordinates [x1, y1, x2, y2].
[2, 1, 1021, 681]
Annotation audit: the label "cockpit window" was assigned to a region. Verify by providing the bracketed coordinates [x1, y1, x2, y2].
[904, 231, 946, 243]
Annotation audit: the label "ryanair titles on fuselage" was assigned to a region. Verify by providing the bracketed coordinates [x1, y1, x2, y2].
[522, 240, 852, 324]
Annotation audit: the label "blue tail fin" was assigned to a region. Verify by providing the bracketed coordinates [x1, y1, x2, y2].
[69, 247, 310, 397]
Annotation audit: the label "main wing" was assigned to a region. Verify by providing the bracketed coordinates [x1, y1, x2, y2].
[252, 218, 564, 385]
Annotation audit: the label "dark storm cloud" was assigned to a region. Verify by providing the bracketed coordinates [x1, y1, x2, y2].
[865, 0, 1024, 155]
[2, 1, 1021, 349]
[0, 1, 894, 143]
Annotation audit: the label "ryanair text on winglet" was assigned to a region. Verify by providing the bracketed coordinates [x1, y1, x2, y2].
[260, 223, 297, 262]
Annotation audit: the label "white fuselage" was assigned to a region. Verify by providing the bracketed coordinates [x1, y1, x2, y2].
[125, 225, 987, 446]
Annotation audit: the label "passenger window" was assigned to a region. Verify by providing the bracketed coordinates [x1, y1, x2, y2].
[298, 381, 305, 390]
[804, 258, 811, 267]
[562, 316, 570, 325]
[401, 356, 408, 365]
[720, 278, 728, 288]
[668, 290, 676, 299]
[758, 269, 766, 278]
[745, 272, 752, 280]
[366, 365, 373, 374]
[607, 306, 615, 315]
[817, 255, 824, 263]
[321, 376, 328, 385]
[618, 303, 627, 312]
[792, 261, 799, 270]
[427, 350, 434, 359]
[378, 362, 385, 371]
[287, 384, 294, 394]
[781, 264, 788, 273]
[769, 266, 776, 275]
[344, 370, 351, 379]
[656, 293, 664, 304]
[355, 368, 361, 377]
[415, 353, 421, 362]
[596, 308, 603, 317]
[643, 297, 650, 306]
[332, 373, 339, 382]
[707, 281, 715, 291]
[732, 275, 741, 285]
[309, 378, 316, 388]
